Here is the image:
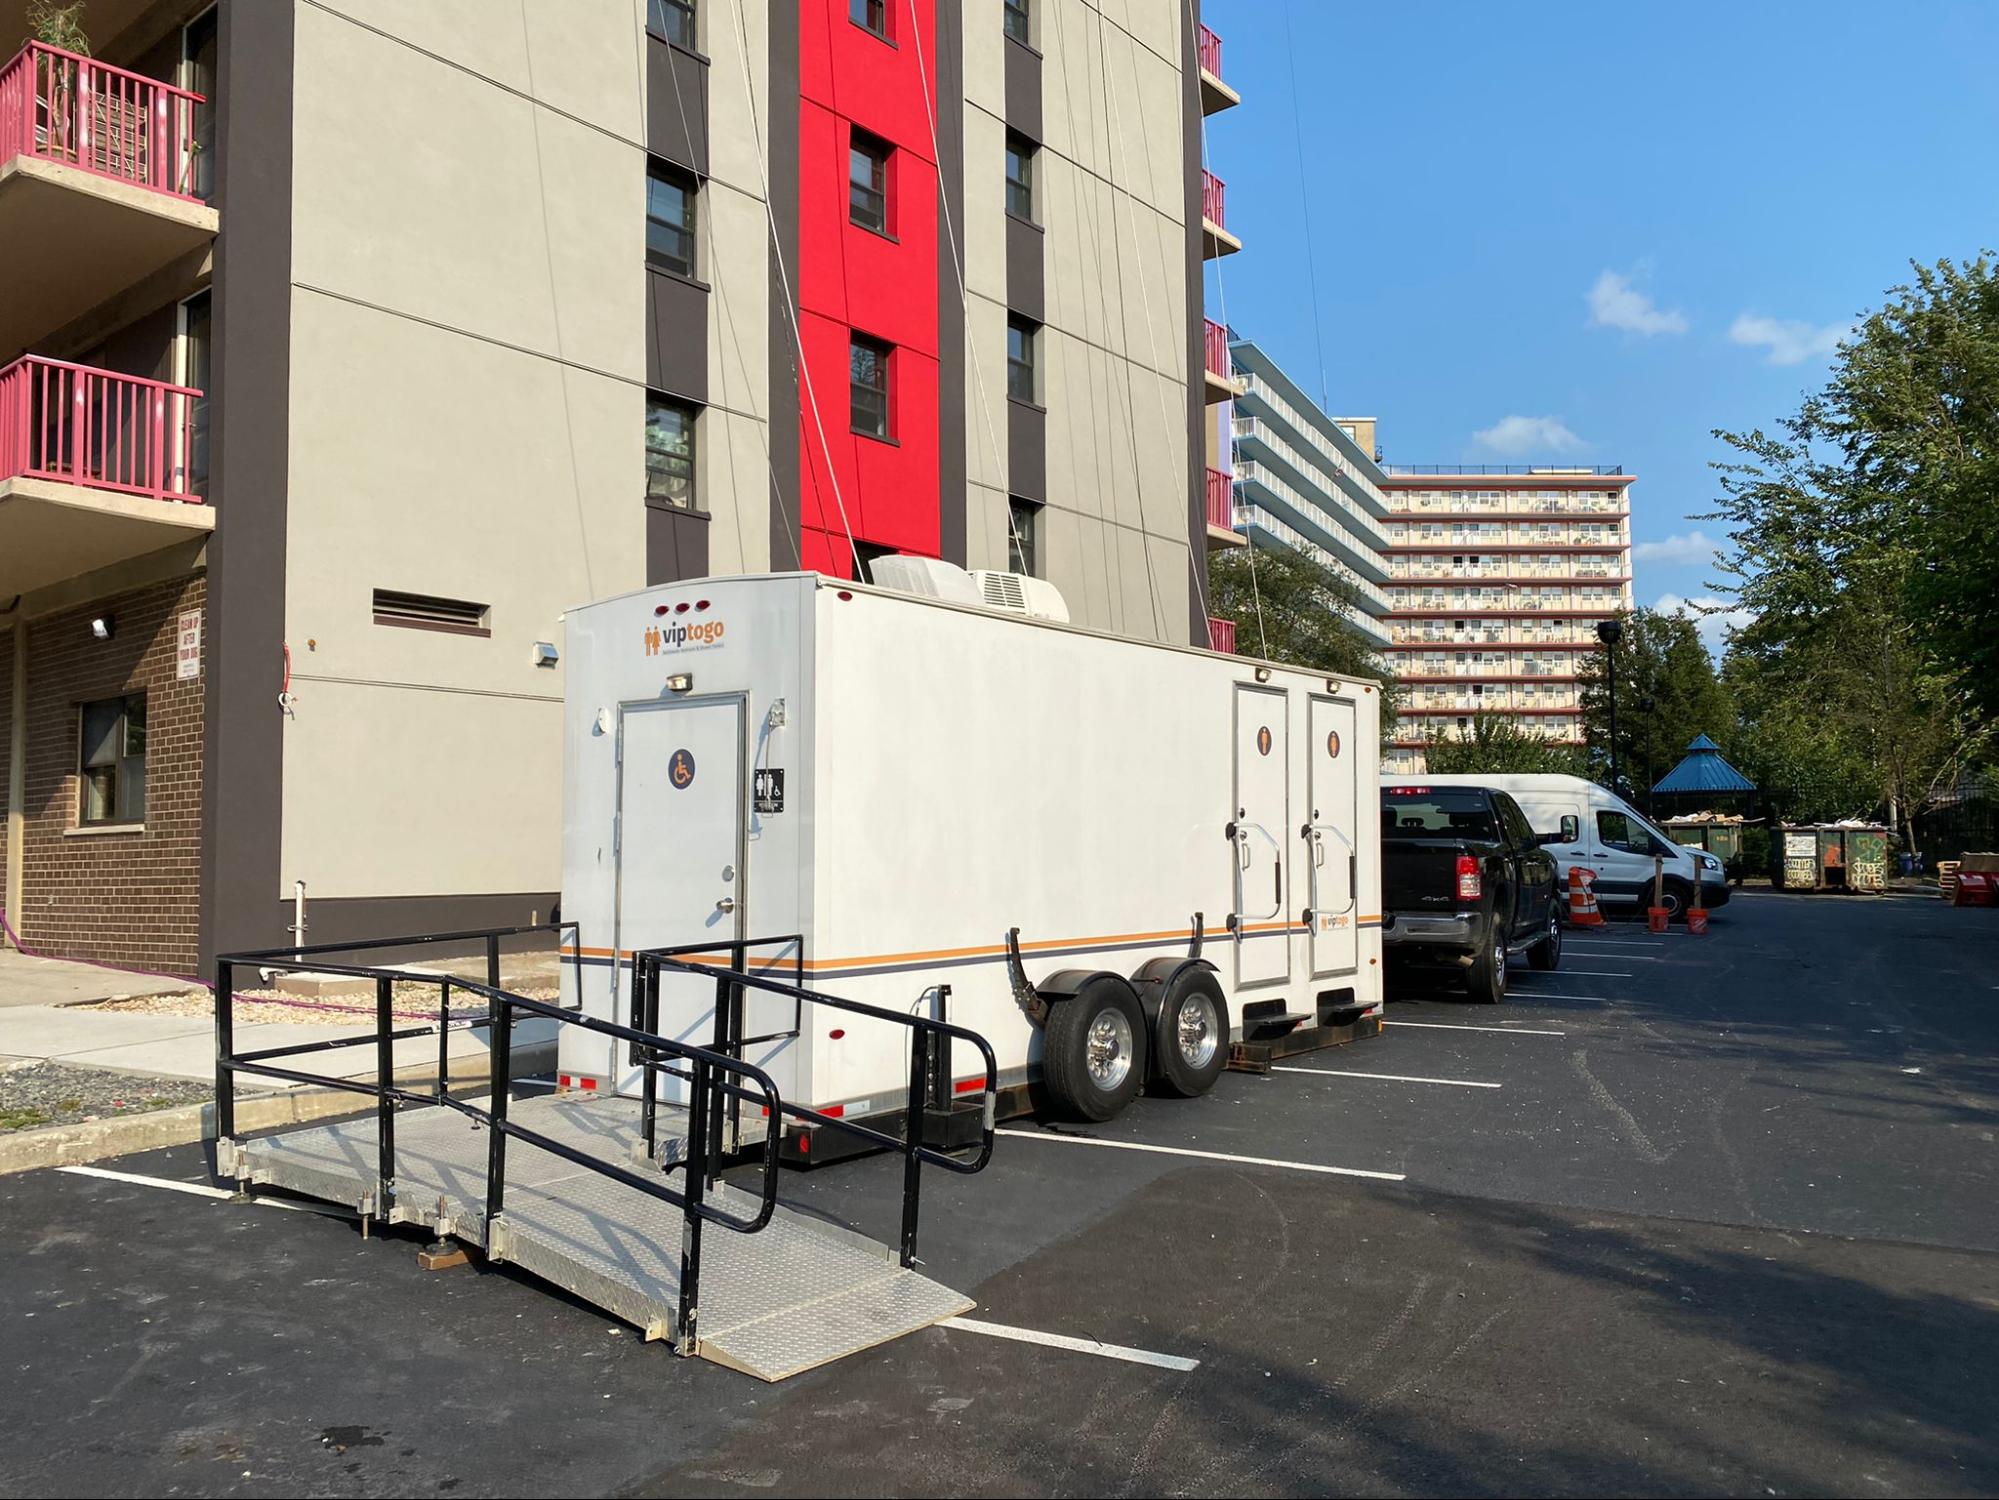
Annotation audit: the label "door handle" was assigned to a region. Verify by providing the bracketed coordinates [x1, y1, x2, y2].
[715, 897, 736, 914]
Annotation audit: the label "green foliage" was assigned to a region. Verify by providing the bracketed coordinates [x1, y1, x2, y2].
[1702, 254, 1999, 837]
[26, 1, 91, 52]
[1420, 713, 1585, 776]
[1577, 608, 1736, 799]
[1208, 542, 1398, 733]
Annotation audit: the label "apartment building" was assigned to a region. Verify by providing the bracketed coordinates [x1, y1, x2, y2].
[1217, 338, 1393, 651]
[0, 0, 1229, 972]
[1377, 467, 1636, 771]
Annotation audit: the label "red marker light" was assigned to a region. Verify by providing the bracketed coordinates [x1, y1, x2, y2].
[694, 599, 711, 611]
[674, 602, 690, 614]
[829, 1028, 846, 1040]
[837, 590, 853, 601]
[652, 605, 669, 617]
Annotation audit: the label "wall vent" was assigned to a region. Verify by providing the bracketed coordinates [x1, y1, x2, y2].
[372, 589, 491, 636]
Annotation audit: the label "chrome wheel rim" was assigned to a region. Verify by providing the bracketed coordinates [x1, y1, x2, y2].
[1494, 927, 1507, 994]
[1087, 1008, 1134, 1090]
[1177, 993, 1219, 1070]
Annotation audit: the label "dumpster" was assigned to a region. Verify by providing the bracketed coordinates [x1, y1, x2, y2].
[1818, 827, 1850, 890]
[1665, 815, 1747, 883]
[1845, 826, 1889, 892]
[1776, 827, 1820, 890]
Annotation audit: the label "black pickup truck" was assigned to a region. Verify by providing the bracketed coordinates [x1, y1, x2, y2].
[1380, 784, 1564, 1002]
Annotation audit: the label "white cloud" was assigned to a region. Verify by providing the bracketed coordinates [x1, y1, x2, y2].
[1727, 313, 1849, 366]
[1586, 270, 1689, 336]
[1472, 415, 1585, 457]
[1631, 530, 1721, 567]
[1654, 591, 1754, 657]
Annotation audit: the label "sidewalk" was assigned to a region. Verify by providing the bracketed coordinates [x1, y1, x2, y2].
[0, 947, 187, 1009]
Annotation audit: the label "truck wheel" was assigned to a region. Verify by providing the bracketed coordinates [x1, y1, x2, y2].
[1658, 879, 1692, 920]
[1527, 905, 1562, 971]
[1044, 978, 1147, 1121]
[1152, 968, 1229, 1097]
[1464, 903, 1509, 1004]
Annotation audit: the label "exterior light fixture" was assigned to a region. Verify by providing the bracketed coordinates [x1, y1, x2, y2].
[1253, 666, 1272, 683]
[665, 673, 693, 694]
[90, 615, 114, 640]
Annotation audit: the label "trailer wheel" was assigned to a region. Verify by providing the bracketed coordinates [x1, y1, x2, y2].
[1152, 968, 1230, 1097]
[1043, 978, 1147, 1121]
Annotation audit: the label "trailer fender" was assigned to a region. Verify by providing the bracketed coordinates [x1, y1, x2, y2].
[1127, 955, 1220, 1031]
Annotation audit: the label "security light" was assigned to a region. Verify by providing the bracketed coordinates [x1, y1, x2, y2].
[90, 615, 114, 641]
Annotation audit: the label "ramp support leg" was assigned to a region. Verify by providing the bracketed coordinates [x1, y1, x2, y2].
[900, 1029, 928, 1268]
[375, 976, 397, 1218]
[677, 1058, 709, 1355]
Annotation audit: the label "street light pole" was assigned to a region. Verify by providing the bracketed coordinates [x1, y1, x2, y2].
[1596, 619, 1624, 793]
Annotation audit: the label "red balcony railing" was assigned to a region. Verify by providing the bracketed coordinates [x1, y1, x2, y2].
[0, 42, 205, 200]
[0, 355, 204, 502]
[1202, 169, 1226, 228]
[1204, 467, 1233, 530]
[1208, 616, 1237, 654]
[1197, 23, 1223, 78]
[1205, 318, 1230, 381]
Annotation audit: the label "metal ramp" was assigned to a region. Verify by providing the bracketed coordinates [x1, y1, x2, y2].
[232, 1093, 971, 1381]
[212, 924, 999, 1385]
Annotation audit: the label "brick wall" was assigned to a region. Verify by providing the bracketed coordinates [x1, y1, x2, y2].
[0, 625, 12, 921]
[17, 574, 206, 974]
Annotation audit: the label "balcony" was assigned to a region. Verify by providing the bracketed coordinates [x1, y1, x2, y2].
[1208, 616, 1237, 654]
[1200, 170, 1239, 258]
[0, 43, 215, 356]
[1197, 24, 1239, 115]
[1204, 466, 1245, 550]
[0, 354, 213, 596]
[1203, 319, 1241, 403]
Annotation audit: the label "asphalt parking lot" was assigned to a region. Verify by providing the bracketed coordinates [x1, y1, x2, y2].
[4, 890, 1997, 1497]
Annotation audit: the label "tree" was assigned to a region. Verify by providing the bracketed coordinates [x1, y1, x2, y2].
[1208, 543, 1398, 732]
[1421, 714, 1585, 776]
[1577, 608, 1736, 805]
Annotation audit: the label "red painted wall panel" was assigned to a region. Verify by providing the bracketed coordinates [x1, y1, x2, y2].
[795, 1, 941, 578]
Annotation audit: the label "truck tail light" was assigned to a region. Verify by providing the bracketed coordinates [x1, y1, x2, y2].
[1456, 854, 1482, 901]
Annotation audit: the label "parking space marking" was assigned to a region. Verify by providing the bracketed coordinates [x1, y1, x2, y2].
[57, 1164, 356, 1218]
[1522, 969, 1632, 978]
[1272, 1067, 1500, 1089]
[1507, 993, 1620, 1002]
[995, 1128, 1406, 1181]
[940, 1317, 1200, 1372]
[1566, 949, 1663, 960]
[1386, 1020, 1566, 1036]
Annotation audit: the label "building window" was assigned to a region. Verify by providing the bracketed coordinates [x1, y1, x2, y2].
[849, 0, 889, 41]
[1006, 316, 1038, 403]
[850, 333, 892, 439]
[1004, 132, 1036, 222]
[647, 0, 696, 48]
[849, 127, 891, 235]
[1009, 496, 1041, 576]
[646, 395, 698, 508]
[178, 289, 211, 499]
[78, 693, 146, 825]
[1003, 0, 1030, 45]
[646, 160, 698, 277]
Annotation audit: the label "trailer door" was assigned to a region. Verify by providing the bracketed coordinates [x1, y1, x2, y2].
[1231, 685, 1290, 988]
[1306, 695, 1359, 977]
[613, 694, 747, 1101]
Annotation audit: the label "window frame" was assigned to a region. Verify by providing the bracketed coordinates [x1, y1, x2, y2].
[645, 393, 700, 511]
[849, 0, 891, 42]
[848, 126, 893, 237]
[645, 159, 699, 279]
[1003, 131, 1036, 223]
[1008, 495, 1042, 577]
[1002, 0, 1031, 46]
[1006, 315, 1039, 405]
[849, 332, 893, 441]
[647, 0, 697, 49]
[76, 692, 146, 827]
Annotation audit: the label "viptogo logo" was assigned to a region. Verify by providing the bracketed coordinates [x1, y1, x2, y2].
[643, 617, 726, 655]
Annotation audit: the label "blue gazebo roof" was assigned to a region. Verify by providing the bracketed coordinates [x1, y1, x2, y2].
[1653, 734, 1756, 794]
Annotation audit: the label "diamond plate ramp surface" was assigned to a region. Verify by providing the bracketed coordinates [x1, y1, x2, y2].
[235, 1093, 971, 1381]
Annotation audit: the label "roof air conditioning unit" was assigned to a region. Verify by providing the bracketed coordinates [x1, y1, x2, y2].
[970, 569, 1070, 623]
[865, 555, 984, 607]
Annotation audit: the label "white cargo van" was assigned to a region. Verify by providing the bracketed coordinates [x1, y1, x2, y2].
[1380, 773, 1727, 917]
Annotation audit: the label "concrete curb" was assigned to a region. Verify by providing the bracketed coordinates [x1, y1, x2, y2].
[0, 1042, 556, 1177]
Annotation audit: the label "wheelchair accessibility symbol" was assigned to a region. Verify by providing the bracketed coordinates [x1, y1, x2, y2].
[669, 748, 696, 789]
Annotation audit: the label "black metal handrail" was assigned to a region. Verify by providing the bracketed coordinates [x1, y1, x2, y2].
[636, 934, 1000, 1269]
[213, 923, 794, 1354]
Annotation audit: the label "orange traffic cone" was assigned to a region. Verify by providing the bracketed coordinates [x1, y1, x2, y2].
[1567, 866, 1605, 927]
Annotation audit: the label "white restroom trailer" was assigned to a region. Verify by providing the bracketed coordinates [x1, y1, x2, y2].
[557, 570, 1384, 1148]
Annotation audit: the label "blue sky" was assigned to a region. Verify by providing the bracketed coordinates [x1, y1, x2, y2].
[1201, 0, 1999, 650]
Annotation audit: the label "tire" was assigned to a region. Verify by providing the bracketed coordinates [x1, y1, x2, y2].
[1463, 901, 1510, 1004]
[1657, 879, 1693, 921]
[1527, 901, 1562, 971]
[1043, 978, 1147, 1122]
[1152, 968, 1230, 1098]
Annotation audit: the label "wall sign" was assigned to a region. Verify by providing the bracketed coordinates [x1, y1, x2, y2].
[176, 609, 202, 681]
[1326, 729, 1341, 759]
[669, 748, 696, 789]
[755, 768, 785, 814]
[1256, 726, 1272, 756]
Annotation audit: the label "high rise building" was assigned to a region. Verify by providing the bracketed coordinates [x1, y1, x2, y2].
[1376, 467, 1636, 771]
[0, 0, 1229, 970]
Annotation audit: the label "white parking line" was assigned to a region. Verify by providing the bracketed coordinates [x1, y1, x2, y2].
[1566, 949, 1663, 960]
[1273, 1066, 1500, 1089]
[940, 1317, 1200, 1372]
[57, 1164, 355, 1217]
[1508, 993, 1621, 1002]
[1386, 1020, 1566, 1036]
[1520, 969, 1631, 978]
[995, 1128, 1405, 1181]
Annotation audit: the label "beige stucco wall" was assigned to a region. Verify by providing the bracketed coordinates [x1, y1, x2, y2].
[963, 0, 1194, 641]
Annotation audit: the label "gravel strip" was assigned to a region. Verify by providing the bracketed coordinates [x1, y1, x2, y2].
[0, 1061, 213, 1134]
[84, 983, 563, 1027]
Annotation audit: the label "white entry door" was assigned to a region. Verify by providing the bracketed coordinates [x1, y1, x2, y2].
[1306, 695, 1359, 977]
[1231, 684, 1290, 988]
[614, 695, 746, 1100]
